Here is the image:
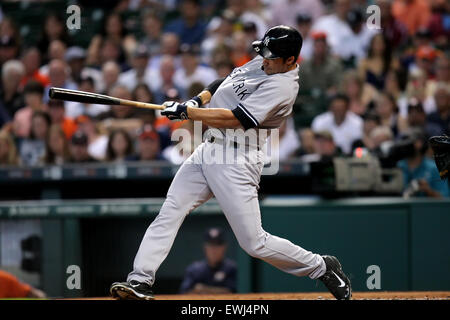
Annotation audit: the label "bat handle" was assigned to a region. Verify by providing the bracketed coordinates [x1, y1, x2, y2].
[119, 99, 165, 110]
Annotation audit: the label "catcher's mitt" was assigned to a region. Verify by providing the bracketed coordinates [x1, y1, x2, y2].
[429, 135, 450, 180]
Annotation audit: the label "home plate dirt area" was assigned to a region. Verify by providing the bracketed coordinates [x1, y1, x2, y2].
[63, 291, 450, 300]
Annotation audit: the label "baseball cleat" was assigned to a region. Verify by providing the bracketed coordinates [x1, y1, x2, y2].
[110, 280, 155, 300]
[319, 255, 352, 300]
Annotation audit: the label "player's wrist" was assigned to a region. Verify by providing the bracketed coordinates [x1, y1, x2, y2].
[190, 96, 203, 108]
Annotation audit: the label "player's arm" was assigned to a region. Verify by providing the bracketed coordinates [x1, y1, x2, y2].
[162, 77, 244, 128]
[186, 107, 241, 129]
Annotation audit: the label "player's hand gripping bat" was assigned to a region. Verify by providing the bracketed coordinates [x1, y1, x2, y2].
[48, 87, 165, 110]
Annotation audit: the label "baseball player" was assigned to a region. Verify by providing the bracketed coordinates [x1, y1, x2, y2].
[110, 26, 352, 300]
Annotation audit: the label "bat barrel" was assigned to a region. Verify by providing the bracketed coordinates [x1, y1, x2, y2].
[49, 87, 165, 110]
[49, 87, 121, 105]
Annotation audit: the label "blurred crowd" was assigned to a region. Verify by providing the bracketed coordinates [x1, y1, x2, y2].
[0, 0, 449, 194]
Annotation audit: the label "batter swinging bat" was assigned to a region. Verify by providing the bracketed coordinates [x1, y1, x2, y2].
[48, 87, 165, 110]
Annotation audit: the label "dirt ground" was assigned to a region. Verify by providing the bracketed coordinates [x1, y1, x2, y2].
[69, 291, 450, 300]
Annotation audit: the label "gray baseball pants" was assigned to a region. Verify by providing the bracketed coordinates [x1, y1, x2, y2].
[127, 139, 326, 286]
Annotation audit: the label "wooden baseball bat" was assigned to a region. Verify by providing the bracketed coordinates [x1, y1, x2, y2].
[48, 87, 165, 110]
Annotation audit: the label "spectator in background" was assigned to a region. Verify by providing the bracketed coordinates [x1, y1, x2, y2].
[230, 31, 252, 67]
[100, 39, 128, 71]
[76, 115, 109, 161]
[240, 0, 269, 40]
[65, 77, 110, 119]
[426, 83, 450, 136]
[405, 68, 428, 108]
[412, 46, 439, 80]
[69, 131, 98, 163]
[358, 33, 398, 91]
[427, 0, 450, 47]
[0, 270, 46, 298]
[132, 83, 156, 121]
[405, 99, 441, 137]
[133, 83, 155, 107]
[64, 46, 85, 84]
[434, 55, 449, 89]
[165, 0, 207, 46]
[377, 0, 409, 49]
[47, 99, 78, 140]
[180, 227, 237, 294]
[313, 130, 342, 161]
[18, 111, 51, 166]
[131, 83, 171, 147]
[0, 35, 20, 67]
[0, 60, 25, 120]
[174, 44, 217, 97]
[242, 21, 259, 49]
[86, 12, 135, 68]
[106, 128, 134, 162]
[98, 85, 143, 134]
[351, 111, 381, 152]
[119, 45, 152, 92]
[36, 13, 72, 61]
[140, 11, 163, 56]
[296, 14, 314, 60]
[214, 60, 234, 79]
[0, 17, 21, 53]
[13, 81, 47, 138]
[310, 0, 352, 58]
[412, 28, 435, 50]
[0, 130, 19, 166]
[20, 47, 50, 89]
[148, 33, 181, 71]
[209, 44, 233, 73]
[100, 61, 121, 95]
[271, 0, 324, 28]
[384, 69, 409, 119]
[269, 117, 300, 162]
[44, 124, 70, 165]
[311, 94, 363, 154]
[370, 126, 394, 151]
[339, 8, 379, 67]
[374, 92, 404, 137]
[295, 32, 343, 127]
[392, 0, 432, 36]
[295, 128, 316, 156]
[126, 125, 163, 161]
[397, 128, 449, 198]
[340, 70, 377, 116]
[64, 46, 102, 90]
[201, 10, 235, 65]
[39, 40, 67, 77]
[44, 59, 77, 103]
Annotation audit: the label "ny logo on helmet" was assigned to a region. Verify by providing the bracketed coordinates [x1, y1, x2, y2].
[263, 37, 270, 46]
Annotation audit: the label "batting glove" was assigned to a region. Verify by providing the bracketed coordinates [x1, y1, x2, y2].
[161, 101, 189, 120]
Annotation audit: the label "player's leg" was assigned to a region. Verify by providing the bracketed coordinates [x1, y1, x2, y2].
[203, 159, 351, 299]
[111, 146, 213, 299]
[204, 160, 325, 278]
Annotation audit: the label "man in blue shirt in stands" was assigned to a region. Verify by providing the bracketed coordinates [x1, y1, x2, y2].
[179, 227, 237, 294]
[398, 128, 449, 198]
[165, 0, 207, 46]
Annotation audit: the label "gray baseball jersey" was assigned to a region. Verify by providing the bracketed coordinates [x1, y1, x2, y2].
[209, 55, 299, 138]
[127, 56, 326, 287]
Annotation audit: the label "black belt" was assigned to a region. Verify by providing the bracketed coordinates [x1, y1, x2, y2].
[207, 136, 260, 151]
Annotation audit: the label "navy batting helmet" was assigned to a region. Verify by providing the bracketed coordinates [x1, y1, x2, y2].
[252, 25, 303, 60]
